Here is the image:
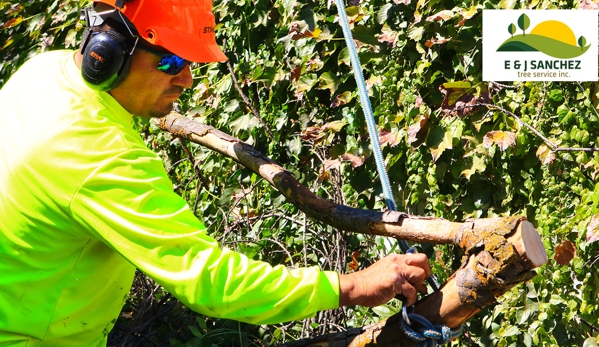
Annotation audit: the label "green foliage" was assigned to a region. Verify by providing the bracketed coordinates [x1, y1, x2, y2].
[0, 0, 86, 86]
[2, 0, 599, 346]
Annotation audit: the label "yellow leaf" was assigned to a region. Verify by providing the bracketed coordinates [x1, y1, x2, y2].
[1, 37, 14, 50]
[3, 16, 23, 29]
[536, 145, 555, 165]
[458, 6, 478, 26]
[483, 131, 516, 151]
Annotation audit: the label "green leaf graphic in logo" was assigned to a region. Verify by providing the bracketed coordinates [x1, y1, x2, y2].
[497, 18, 591, 58]
[517, 13, 530, 37]
[508, 23, 517, 38]
[578, 36, 587, 51]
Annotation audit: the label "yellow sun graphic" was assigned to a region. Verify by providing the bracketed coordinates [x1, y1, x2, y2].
[529, 20, 577, 46]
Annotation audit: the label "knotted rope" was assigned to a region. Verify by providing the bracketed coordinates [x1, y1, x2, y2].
[400, 311, 463, 347]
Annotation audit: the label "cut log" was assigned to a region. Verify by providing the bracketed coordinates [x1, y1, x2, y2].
[280, 219, 547, 347]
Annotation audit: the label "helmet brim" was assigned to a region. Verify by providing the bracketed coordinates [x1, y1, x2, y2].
[150, 26, 227, 63]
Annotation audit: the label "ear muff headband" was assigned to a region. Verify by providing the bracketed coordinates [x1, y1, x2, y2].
[80, 29, 134, 91]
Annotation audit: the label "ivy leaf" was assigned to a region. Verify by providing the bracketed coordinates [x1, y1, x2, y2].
[457, 6, 478, 26]
[583, 337, 598, 347]
[317, 71, 340, 94]
[461, 155, 486, 180]
[331, 91, 354, 108]
[407, 113, 429, 147]
[439, 81, 490, 117]
[286, 136, 302, 157]
[301, 120, 347, 144]
[379, 129, 401, 148]
[586, 214, 599, 244]
[425, 10, 454, 22]
[295, 73, 318, 94]
[554, 240, 576, 265]
[353, 25, 379, 46]
[427, 125, 452, 162]
[502, 325, 520, 337]
[549, 89, 564, 103]
[377, 4, 393, 24]
[338, 47, 351, 66]
[345, 6, 361, 20]
[3, 16, 23, 29]
[324, 120, 347, 132]
[536, 145, 556, 165]
[483, 131, 516, 152]
[223, 99, 240, 113]
[378, 24, 398, 47]
[341, 153, 365, 168]
[229, 113, 258, 134]
[407, 26, 424, 41]
[290, 66, 301, 82]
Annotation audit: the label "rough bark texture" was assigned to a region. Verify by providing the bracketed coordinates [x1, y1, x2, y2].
[156, 113, 548, 347]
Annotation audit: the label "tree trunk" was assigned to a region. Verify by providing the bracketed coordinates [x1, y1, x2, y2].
[155, 113, 548, 346]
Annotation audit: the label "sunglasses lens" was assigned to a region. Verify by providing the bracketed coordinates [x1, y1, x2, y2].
[157, 55, 188, 75]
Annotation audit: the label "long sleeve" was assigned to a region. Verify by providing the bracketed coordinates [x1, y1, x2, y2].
[70, 147, 340, 324]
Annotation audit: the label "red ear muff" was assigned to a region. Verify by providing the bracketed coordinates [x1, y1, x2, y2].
[80, 30, 133, 91]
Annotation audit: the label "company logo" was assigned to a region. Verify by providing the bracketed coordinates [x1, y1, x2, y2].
[89, 51, 105, 64]
[497, 14, 590, 58]
[482, 10, 598, 82]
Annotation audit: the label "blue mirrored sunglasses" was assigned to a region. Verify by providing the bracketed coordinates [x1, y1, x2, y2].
[136, 44, 190, 75]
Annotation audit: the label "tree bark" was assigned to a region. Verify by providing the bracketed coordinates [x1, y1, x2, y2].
[155, 113, 548, 346]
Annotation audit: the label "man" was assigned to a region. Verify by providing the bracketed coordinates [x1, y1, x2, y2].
[0, 0, 431, 345]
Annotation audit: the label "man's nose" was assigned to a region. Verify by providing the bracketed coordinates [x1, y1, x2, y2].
[173, 64, 193, 89]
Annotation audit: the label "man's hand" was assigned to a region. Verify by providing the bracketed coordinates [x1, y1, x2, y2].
[338, 253, 430, 307]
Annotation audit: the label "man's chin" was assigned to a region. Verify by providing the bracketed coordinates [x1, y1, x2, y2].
[146, 103, 176, 119]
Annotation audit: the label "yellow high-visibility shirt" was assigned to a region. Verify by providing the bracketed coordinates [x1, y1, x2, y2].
[0, 50, 339, 346]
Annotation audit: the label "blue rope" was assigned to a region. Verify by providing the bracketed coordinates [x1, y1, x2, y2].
[333, 6, 460, 345]
[400, 311, 463, 347]
[333, 0, 441, 292]
[333, 0, 409, 253]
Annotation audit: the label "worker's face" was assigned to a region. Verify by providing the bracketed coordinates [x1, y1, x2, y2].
[110, 46, 193, 119]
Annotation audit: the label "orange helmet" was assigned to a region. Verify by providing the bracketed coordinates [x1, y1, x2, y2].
[93, 0, 227, 63]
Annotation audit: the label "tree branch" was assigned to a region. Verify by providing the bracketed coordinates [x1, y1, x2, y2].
[155, 112, 548, 346]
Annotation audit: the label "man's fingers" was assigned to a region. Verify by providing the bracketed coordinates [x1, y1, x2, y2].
[402, 266, 428, 286]
[398, 281, 418, 306]
[415, 281, 428, 295]
[403, 253, 431, 278]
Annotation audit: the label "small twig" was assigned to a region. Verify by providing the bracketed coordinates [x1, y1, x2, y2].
[177, 137, 210, 191]
[491, 81, 519, 89]
[225, 60, 275, 140]
[577, 315, 599, 332]
[192, 179, 202, 214]
[302, 213, 308, 267]
[470, 102, 557, 150]
[468, 102, 599, 153]
[553, 147, 599, 152]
